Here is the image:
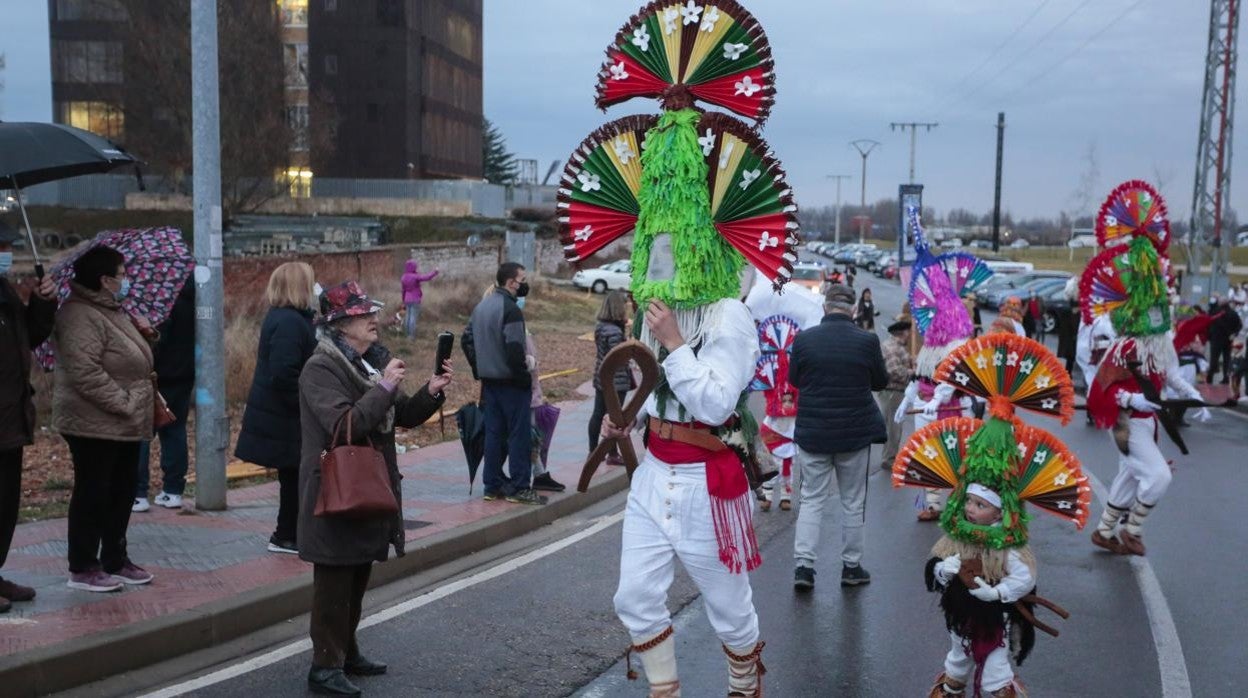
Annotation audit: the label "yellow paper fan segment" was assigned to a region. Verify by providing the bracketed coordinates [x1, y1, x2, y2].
[935, 333, 1076, 424]
[892, 417, 981, 491]
[710, 130, 748, 214]
[658, 3, 683, 83]
[685, 7, 736, 81]
[604, 131, 644, 198]
[1014, 423, 1091, 529]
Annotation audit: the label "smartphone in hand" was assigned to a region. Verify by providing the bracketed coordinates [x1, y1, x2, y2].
[434, 331, 454, 375]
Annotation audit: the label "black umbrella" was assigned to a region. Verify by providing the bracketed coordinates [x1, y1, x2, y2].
[0, 122, 140, 276]
[456, 402, 486, 493]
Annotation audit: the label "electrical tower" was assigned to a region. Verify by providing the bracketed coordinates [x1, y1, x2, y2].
[1189, 0, 1240, 297]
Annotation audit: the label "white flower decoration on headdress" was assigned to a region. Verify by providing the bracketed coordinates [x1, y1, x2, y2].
[723, 42, 748, 60]
[577, 171, 601, 192]
[739, 168, 760, 190]
[734, 75, 761, 97]
[679, 1, 702, 26]
[609, 61, 629, 81]
[631, 25, 651, 52]
[758, 231, 778, 251]
[1006, 351, 1019, 367]
[663, 7, 679, 34]
[1041, 397, 1057, 410]
[718, 140, 735, 170]
[700, 6, 720, 31]
[1019, 358, 1035, 374]
[1053, 472, 1069, 486]
[574, 225, 593, 242]
[975, 355, 988, 370]
[1035, 375, 1051, 389]
[698, 128, 716, 156]
[944, 434, 958, 450]
[612, 137, 635, 165]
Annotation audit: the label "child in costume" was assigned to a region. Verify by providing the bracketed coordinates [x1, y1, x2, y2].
[894, 208, 994, 521]
[1082, 182, 1204, 557]
[893, 333, 1089, 697]
[558, 3, 801, 694]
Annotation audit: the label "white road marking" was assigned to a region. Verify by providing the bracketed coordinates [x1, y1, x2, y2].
[137, 511, 626, 698]
[1085, 471, 1192, 697]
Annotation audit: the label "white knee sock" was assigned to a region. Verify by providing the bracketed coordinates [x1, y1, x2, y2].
[1123, 499, 1155, 537]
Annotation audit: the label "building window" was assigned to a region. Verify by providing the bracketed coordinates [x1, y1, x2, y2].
[278, 0, 308, 27]
[366, 103, 380, 123]
[284, 43, 308, 87]
[324, 0, 337, 11]
[377, 0, 403, 26]
[287, 105, 309, 152]
[53, 40, 123, 84]
[282, 167, 313, 199]
[324, 54, 338, 75]
[59, 101, 125, 141]
[55, 0, 127, 21]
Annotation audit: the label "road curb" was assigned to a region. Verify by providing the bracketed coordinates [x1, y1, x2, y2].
[0, 467, 629, 698]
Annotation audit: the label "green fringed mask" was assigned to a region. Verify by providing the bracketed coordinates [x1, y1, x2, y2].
[1111, 235, 1171, 338]
[630, 108, 745, 310]
[940, 416, 1032, 549]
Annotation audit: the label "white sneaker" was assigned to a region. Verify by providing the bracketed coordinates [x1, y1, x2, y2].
[154, 492, 183, 509]
[132, 497, 151, 513]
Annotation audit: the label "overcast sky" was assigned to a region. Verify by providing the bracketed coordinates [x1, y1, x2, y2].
[2, 1, 1241, 224]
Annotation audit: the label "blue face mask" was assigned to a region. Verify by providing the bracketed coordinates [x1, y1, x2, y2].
[0, 251, 12, 276]
[115, 277, 132, 301]
[516, 297, 526, 310]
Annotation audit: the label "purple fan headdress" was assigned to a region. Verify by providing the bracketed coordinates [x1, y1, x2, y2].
[906, 207, 973, 346]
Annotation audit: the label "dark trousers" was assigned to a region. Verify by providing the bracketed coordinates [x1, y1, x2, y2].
[310, 563, 371, 669]
[136, 382, 193, 497]
[275, 467, 300, 541]
[0, 449, 21, 570]
[1209, 340, 1232, 383]
[65, 436, 140, 574]
[588, 388, 628, 453]
[482, 382, 532, 495]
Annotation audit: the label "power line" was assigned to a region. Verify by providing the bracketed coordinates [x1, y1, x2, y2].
[996, 0, 1149, 106]
[954, 0, 1097, 113]
[930, 0, 1055, 116]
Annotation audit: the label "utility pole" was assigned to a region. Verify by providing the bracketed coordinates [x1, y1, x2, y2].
[826, 174, 851, 246]
[890, 121, 939, 183]
[850, 140, 880, 244]
[992, 112, 1005, 253]
[192, 0, 227, 510]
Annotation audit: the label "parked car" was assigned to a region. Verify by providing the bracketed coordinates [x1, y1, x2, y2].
[977, 271, 1071, 309]
[1009, 238, 1031, 249]
[1040, 284, 1073, 334]
[853, 245, 880, 266]
[969, 240, 993, 250]
[879, 261, 898, 280]
[871, 253, 896, 275]
[572, 259, 631, 293]
[789, 263, 828, 297]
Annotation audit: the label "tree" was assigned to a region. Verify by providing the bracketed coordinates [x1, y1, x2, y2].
[483, 118, 518, 185]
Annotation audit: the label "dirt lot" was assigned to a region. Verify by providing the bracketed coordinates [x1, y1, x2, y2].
[17, 279, 601, 522]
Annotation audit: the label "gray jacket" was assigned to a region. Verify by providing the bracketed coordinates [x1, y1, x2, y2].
[462, 288, 530, 388]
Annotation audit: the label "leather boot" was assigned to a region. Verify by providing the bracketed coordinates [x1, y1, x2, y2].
[307, 668, 361, 696]
[724, 640, 765, 697]
[627, 627, 680, 697]
[928, 672, 966, 697]
[344, 652, 388, 676]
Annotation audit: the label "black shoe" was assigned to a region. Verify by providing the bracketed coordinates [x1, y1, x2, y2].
[793, 566, 815, 592]
[841, 564, 871, 586]
[505, 488, 548, 505]
[267, 535, 297, 554]
[532, 473, 566, 492]
[308, 668, 361, 696]
[482, 490, 505, 502]
[344, 654, 388, 676]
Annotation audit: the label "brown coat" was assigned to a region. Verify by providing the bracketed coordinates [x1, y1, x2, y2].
[0, 278, 57, 451]
[297, 341, 444, 566]
[51, 282, 154, 442]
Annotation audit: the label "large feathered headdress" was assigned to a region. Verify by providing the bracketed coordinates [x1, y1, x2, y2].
[906, 206, 993, 346]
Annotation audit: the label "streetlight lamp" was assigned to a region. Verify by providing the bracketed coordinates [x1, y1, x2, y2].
[849, 140, 880, 244]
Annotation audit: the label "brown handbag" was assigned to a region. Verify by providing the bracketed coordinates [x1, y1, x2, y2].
[152, 376, 176, 430]
[315, 410, 400, 519]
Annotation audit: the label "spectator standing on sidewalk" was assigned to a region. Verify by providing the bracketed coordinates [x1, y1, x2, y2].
[400, 259, 438, 339]
[133, 282, 195, 513]
[1027, 290, 1046, 342]
[53, 246, 156, 593]
[852, 287, 879, 330]
[789, 284, 888, 590]
[0, 221, 58, 612]
[298, 280, 451, 696]
[461, 263, 546, 505]
[588, 290, 632, 467]
[878, 319, 914, 472]
[523, 304, 566, 492]
[1208, 297, 1243, 384]
[235, 262, 319, 555]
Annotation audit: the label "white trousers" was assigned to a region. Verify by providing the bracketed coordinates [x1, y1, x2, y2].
[1107, 417, 1172, 508]
[613, 455, 760, 648]
[793, 446, 870, 568]
[944, 630, 1014, 692]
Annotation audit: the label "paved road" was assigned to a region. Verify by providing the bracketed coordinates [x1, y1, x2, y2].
[88, 259, 1247, 697]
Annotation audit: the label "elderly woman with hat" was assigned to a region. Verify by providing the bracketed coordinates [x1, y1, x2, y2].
[298, 281, 452, 696]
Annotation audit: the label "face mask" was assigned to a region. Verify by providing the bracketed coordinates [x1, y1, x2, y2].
[115, 277, 132, 301]
[0, 251, 12, 276]
[516, 297, 526, 309]
[516, 281, 530, 298]
[313, 282, 323, 297]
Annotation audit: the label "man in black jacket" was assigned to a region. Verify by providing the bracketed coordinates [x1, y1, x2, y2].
[0, 220, 58, 612]
[462, 263, 545, 505]
[134, 282, 195, 512]
[1208, 297, 1243, 384]
[789, 284, 888, 590]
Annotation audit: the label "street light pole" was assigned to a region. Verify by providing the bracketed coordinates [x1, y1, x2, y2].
[827, 174, 851, 246]
[850, 140, 880, 244]
[191, 0, 227, 510]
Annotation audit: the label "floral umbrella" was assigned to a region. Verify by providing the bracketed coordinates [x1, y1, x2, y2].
[34, 227, 193, 370]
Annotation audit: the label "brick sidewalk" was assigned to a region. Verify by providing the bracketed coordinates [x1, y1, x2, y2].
[0, 389, 612, 661]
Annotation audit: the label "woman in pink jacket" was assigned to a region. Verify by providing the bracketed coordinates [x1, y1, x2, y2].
[400, 260, 438, 338]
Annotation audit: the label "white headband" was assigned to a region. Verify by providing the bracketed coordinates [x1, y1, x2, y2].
[966, 483, 1002, 509]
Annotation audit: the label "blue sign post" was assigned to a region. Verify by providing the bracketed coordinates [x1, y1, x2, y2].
[897, 184, 923, 288]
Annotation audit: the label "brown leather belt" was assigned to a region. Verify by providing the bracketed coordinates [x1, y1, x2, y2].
[648, 418, 727, 452]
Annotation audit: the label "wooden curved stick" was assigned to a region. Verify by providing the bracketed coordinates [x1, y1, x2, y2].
[577, 341, 660, 493]
[1017, 594, 1070, 637]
